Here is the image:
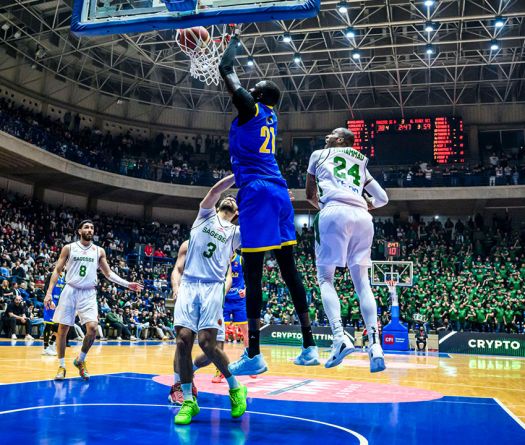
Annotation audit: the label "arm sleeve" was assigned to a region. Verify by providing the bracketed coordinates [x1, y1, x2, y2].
[232, 88, 257, 123]
[307, 150, 321, 175]
[364, 174, 389, 209]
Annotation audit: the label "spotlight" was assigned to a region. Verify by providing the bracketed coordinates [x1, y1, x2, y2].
[283, 32, 292, 43]
[425, 44, 435, 55]
[35, 48, 46, 59]
[293, 52, 302, 64]
[344, 27, 356, 38]
[247, 56, 254, 66]
[490, 39, 499, 51]
[424, 0, 435, 7]
[14, 30, 22, 39]
[337, 1, 348, 14]
[352, 50, 361, 60]
[1, 23, 10, 31]
[494, 16, 505, 28]
[116, 98, 123, 105]
[424, 21, 435, 32]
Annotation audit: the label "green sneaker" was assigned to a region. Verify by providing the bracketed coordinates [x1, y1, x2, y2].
[73, 358, 90, 380]
[229, 384, 248, 418]
[174, 398, 200, 425]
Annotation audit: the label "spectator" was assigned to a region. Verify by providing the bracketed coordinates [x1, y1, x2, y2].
[6, 295, 34, 340]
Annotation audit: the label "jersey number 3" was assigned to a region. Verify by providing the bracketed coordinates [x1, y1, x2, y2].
[203, 242, 217, 258]
[259, 126, 276, 154]
[333, 156, 361, 186]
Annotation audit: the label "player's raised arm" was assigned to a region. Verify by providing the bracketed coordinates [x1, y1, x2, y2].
[219, 32, 257, 123]
[44, 245, 69, 309]
[363, 170, 389, 210]
[200, 174, 236, 209]
[219, 30, 243, 95]
[98, 248, 143, 292]
[171, 240, 188, 300]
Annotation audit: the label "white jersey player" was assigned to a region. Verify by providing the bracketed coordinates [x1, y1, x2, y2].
[306, 127, 389, 373]
[172, 174, 247, 426]
[44, 219, 143, 381]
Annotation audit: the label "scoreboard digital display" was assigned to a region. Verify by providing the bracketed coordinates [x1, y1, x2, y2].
[347, 117, 464, 165]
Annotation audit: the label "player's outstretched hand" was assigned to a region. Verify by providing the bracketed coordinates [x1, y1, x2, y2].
[128, 282, 144, 293]
[288, 189, 295, 201]
[44, 294, 55, 310]
[239, 289, 246, 298]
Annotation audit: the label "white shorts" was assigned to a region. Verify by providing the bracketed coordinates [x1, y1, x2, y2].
[314, 204, 373, 268]
[52, 285, 98, 326]
[173, 280, 224, 334]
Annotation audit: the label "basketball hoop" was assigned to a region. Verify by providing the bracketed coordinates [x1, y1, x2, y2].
[176, 24, 235, 86]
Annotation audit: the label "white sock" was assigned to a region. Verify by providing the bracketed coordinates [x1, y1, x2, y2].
[226, 375, 239, 390]
[59, 358, 65, 367]
[317, 265, 344, 341]
[349, 265, 379, 345]
[192, 363, 199, 373]
[78, 351, 87, 363]
[181, 383, 193, 401]
[174, 373, 180, 384]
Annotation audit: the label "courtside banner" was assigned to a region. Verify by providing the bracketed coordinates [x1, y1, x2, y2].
[438, 331, 525, 357]
[260, 325, 355, 348]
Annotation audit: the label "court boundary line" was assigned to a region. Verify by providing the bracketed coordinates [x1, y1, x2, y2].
[0, 402, 369, 444]
[494, 398, 525, 430]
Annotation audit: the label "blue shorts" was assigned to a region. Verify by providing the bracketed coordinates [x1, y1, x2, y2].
[43, 308, 56, 323]
[237, 179, 297, 252]
[223, 295, 247, 324]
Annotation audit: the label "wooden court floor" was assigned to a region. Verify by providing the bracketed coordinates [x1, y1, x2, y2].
[1, 340, 523, 423]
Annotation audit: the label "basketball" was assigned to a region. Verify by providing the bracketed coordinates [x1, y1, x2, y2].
[177, 27, 211, 51]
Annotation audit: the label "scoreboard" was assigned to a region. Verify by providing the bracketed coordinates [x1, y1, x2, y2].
[347, 117, 464, 165]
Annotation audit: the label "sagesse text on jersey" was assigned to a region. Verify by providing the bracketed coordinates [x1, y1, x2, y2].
[72, 256, 96, 263]
[202, 226, 228, 244]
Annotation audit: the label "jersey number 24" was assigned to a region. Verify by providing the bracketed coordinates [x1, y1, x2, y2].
[333, 156, 361, 186]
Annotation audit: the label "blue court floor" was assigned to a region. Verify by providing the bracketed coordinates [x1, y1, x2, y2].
[0, 372, 523, 445]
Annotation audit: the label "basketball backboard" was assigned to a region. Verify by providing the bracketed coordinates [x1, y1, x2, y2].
[371, 261, 413, 287]
[71, 0, 321, 36]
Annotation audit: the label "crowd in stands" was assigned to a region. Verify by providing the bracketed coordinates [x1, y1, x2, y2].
[262, 213, 525, 334]
[1, 193, 524, 342]
[2, 97, 524, 189]
[0, 190, 189, 340]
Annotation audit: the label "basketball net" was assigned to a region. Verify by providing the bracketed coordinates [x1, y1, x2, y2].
[176, 25, 233, 86]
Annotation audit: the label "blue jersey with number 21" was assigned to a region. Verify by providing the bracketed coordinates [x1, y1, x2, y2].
[229, 102, 287, 189]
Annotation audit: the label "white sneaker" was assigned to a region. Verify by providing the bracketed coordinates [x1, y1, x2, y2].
[116, 336, 123, 341]
[11, 334, 17, 340]
[49, 344, 57, 353]
[130, 336, 137, 341]
[325, 333, 356, 368]
[25, 334, 34, 341]
[42, 346, 57, 356]
[368, 343, 386, 373]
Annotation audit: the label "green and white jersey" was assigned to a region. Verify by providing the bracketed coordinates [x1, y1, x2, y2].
[65, 241, 99, 289]
[307, 146, 370, 210]
[183, 207, 241, 283]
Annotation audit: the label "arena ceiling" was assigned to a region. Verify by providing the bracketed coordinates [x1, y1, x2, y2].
[1, 0, 525, 114]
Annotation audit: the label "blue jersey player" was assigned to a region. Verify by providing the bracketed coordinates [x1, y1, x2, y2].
[42, 272, 65, 356]
[219, 29, 320, 376]
[223, 253, 248, 345]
